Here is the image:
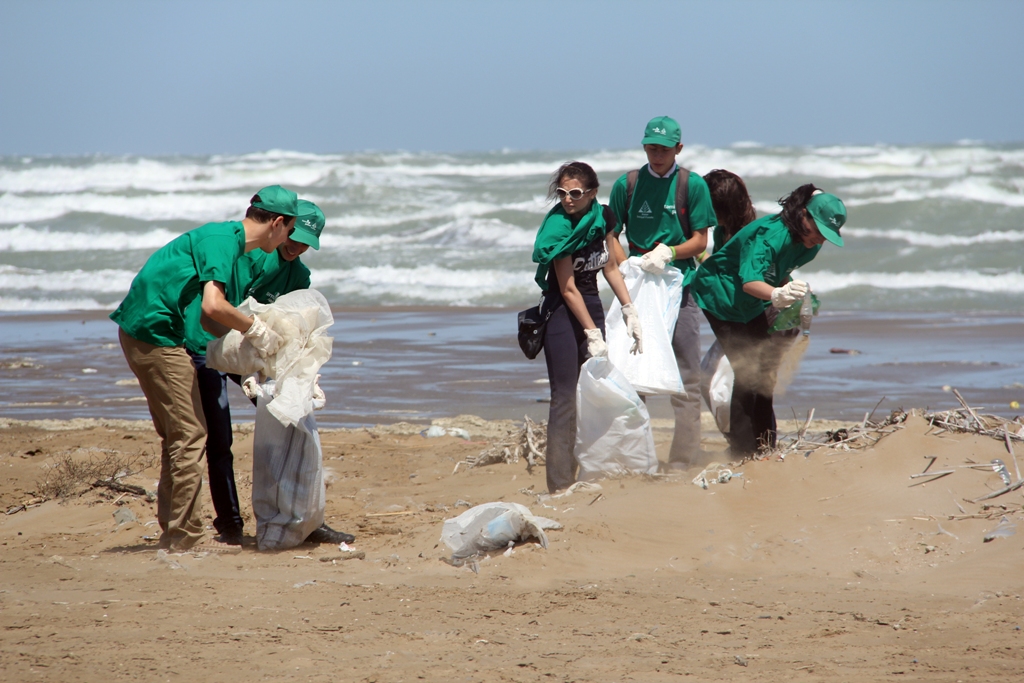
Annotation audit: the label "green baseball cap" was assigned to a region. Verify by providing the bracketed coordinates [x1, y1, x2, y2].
[807, 192, 847, 247]
[251, 185, 299, 217]
[641, 116, 682, 147]
[290, 199, 325, 250]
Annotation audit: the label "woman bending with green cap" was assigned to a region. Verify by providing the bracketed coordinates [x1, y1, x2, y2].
[692, 184, 847, 456]
[532, 161, 642, 494]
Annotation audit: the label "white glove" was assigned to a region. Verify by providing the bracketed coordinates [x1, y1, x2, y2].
[770, 279, 809, 309]
[621, 303, 643, 355]
[312, 374, 326, 411]
[640, 243, 675, 274]
[243, 315, 283, 357]
[584, 328, 608, 358]
[241, 374, 263, 400]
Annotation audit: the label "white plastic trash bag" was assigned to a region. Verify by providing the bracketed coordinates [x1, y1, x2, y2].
[249, 379, 326, 551]
[700, 340, 733, 434]
[207, 288, 333, 427]
[575, 357, 658, 481]
[606, 257, 684, 395]
[441, 502, 562, 564]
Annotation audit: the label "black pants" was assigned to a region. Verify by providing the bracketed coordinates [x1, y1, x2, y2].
[542, 295, 605, 494]
[703, 310, 784, 456]
[188, 351, 246, 536]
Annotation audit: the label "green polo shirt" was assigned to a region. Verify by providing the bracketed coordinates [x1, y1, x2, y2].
[182, 248, 311, 355]
[693, 213, 821, 323]
[608, 165, 717, 287]
[110, 221, 245, 347]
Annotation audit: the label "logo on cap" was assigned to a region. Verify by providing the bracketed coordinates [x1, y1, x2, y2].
[653, 127, 666, 135]
[830, 216, 841, 227]
[302, 219, 315, 229]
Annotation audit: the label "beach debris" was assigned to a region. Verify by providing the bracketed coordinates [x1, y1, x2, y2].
[154, 550, 186, 570]
[692, 463, 740, 489]
[440, 502, 561, 572]
[112, 507, 137, 525]
[423, 425, 470, 439]
[829, 348, 861, 355]
[991, 459, 1012, 486]
[5, 505, 26, 516]
[453, 416, 547, 473]
[734, 655, 749, 667]
[983, 516, 1016, 542]
[292, 580, 317, 588]
[541, 481, 602, 502]
[37, 448, 151, 501]
[93, 479, 148, 497]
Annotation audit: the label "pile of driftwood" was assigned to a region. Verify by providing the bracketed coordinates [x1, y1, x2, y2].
[453, 416, 547, 474]
[762, 398, 910, 460]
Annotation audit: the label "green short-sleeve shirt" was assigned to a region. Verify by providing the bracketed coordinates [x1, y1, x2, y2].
[608, 165, 717, 287]
[110, 221, 245, 347]
[182, 249, 312, 355]
[693, 214, 821, 323]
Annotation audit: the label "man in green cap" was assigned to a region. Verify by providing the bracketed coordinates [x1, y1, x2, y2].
[110, 186, 298, 551]
[608, 116, 718, 471]
[182, 200, 354, 546]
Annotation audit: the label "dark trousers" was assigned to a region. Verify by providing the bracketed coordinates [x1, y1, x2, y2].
[188, 351, 246, 536]
[542, 295, 605, 494]
[668, 287, 703, 466]
[703, 310, 783, 456]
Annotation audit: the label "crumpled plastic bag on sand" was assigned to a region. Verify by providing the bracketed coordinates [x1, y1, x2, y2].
[206, 289, 333, 427]
[441, 502, 562, 572]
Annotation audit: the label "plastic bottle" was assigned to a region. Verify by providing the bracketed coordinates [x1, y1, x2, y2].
[800, 292, 813, 336]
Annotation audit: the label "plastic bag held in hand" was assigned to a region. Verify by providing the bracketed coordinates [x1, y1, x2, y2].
[585, 328, 608, 358]
[244, 315, 283, 357]
[770, 279, 809, 309]
[620, 303, 643, 355]
[640, 243, 674, 274]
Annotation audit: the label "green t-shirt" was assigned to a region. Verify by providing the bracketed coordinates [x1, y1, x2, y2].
[182, 249, 312, 355]
[110, 221, 246, 347]
[608, 165, 717, 287]
[693, 214, 821, 323]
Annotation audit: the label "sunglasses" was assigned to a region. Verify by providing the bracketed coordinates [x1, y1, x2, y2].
[556, 187, 590, 201]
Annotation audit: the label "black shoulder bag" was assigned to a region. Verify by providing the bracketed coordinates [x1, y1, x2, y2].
[517, 296, 552, 360]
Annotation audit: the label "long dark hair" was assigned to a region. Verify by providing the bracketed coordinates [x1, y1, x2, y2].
[703, 169, 756, 243]
[778, 183, 821, 241]
[547, 161, 599, 201]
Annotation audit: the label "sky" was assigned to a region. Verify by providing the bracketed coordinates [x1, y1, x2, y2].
[1, 0, 1022, 155]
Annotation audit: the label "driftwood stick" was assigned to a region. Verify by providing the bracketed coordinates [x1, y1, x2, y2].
[1005, 429, 1022, 481]
[968, 478, 1024, 504]
[92, 480, 147, 496]
[865, 396, 886, 425]
[909, 471, 953, 487]
[950, 388, 981, 426]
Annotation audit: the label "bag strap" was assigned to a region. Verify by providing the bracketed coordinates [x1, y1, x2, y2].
[675, 166, 692, 240]
[622, 169, 639, 228]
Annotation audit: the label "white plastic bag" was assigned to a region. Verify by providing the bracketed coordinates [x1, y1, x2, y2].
[606, 257, 684, 395]
[207, 288, 333, 427]
[700, 339, 733, 434]
[575, 357, 658, 480]
[441, 502, 562, 563]
[249, 379, 326, 550]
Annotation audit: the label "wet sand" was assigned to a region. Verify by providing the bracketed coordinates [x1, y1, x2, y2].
[2, 308, 1023, 428]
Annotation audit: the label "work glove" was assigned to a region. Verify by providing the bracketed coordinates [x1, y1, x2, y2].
[621, 303, 643, 355]
[241, 374, 263, 400]
[770, 279, 809, 309]
[312, 374, 326, 411]
[243, 315, 283, 358]
[640, 243, 675, 274]
[584, 328, 608, 359]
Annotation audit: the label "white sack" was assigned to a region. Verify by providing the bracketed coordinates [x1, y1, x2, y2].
[207, 288, 334, 427]
[250, 379, 326, 550]
[699, 340, 733, 434]
[575, 357, 658, 481]
[606, 257, 684, 395]
[441, 502, 562, 561]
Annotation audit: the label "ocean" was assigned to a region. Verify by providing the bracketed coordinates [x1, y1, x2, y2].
[1, 144, 1022, 426]
[2, 143, 1023, 313]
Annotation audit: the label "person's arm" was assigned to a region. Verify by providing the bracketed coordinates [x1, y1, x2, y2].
[666, 227, 708, 260]
[741, 281, 775, 300]
[200, 281, 255, 334]
[602, 234, 632, 306]
[553, 258, 597, 330]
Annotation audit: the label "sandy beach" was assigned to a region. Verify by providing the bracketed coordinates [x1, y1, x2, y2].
[2, 403, 1022, 681]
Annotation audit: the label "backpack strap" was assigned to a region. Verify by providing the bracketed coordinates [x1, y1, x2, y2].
[622, 169, 639, 228]
[675, 166, 691, 240]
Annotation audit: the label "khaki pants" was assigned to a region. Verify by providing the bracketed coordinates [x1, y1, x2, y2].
[119, 329, 207, 549]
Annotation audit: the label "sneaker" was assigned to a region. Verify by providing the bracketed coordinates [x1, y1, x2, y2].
[216, 530, 244, 546]
[304, 523, 355, 545]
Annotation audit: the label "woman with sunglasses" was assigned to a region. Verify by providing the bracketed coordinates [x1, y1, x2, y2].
[532, 161, 643, 494]
[692, 184, 847, 456]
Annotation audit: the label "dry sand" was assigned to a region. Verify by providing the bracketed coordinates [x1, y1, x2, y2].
[1, 413, 1022, 682]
